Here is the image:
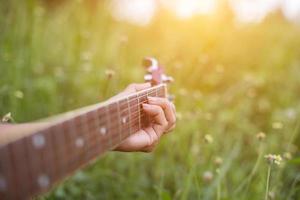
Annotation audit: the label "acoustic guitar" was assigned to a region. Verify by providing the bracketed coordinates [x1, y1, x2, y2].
[0, 58, 173, 200]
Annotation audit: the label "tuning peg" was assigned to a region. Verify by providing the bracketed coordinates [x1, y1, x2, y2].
[143, 57, 159, 72]
[144, 74, 152, 82]
[162, 75, 174, 83]
[142, 57, 174, 86]
[143, 57, 158, 68]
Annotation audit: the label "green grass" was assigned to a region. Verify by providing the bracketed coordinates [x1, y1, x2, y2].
[1, 1, 300, 199]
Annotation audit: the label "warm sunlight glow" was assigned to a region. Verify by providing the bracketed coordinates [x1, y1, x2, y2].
[110, 0, 300, 25]
[162, 0, 217, 19]
[110, 0, 156, 26]
[231, 0, 281, 23]
[282, 0, 300, 22]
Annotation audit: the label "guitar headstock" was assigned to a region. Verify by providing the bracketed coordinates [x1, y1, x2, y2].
[142, 57, 174, 86]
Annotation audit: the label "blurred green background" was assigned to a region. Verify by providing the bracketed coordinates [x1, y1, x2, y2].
[0, 0, 300, 199]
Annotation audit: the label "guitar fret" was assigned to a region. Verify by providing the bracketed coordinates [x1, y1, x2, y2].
[86, 122, 142, 155]
[67, 118, 82, 171]
[80, 114, 90, 162]
[117, 101, 122, 143]
[86, 111, 97, 161]
[72, 106, 144, 133]
[43, 129, 57, 183]
[127, 97, 132, 135]
[30, 130, 54, 193]
[8, 140, 29, 198]
[93, 109, 102, 155]
[145, 90, 150, 127]
[25, 132, 49, 195]
[62, 121, 77, 172]
[8, 143, 21, 199]
[89, 103, 122, 158]
[129, 94, 138, 134]
[52, 123, 66, 180]
[85, 110, 101, 161]
[119, 99, 130, 140]
[108, 103, 121, 149]
[98, 107, 109, 151]
[39, 132, 52, 192]
[137, 94, 141, 130]
[105, 106, 112, 149]
[84, 112, 147, 157]
[66, 86, 164, 153]
[88, 110, 101, 160]
[0, 144, 15, 199]
[139, 91, 148, 128]
[63, 116, 84, 172]
[67, 87, 162, 129]
[79, 115, 145, 152]
[0, 84, 167, 199]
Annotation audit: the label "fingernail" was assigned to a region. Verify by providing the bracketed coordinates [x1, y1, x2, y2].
[142, 103, 150, 108]
[147, 96, 156, 101]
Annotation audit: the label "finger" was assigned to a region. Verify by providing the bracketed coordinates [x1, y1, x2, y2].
[170, 102, 176, 123]
[114, 127, 158, 152]
[124, 83, 151, 94]
[140, 127, 159, 152]
[170, 102, 176, 113]
[114, 130, 150, 152]
[142, 104, 168, 135]
[110, 83, 151, 101]
[147, 97, 176, 127]
[169, 102, 176, 120]
[165, 124, 176, 133]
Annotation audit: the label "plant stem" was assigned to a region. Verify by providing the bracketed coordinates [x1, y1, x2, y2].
[234, 144, 265, 195]
[265, 165, 271, 200]
[217, 181, 221, 200]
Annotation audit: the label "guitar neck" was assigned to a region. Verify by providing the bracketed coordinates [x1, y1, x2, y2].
[0, 84, 167, 199]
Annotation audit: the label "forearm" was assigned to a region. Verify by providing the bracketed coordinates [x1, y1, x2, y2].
[0, 122, 49, 145]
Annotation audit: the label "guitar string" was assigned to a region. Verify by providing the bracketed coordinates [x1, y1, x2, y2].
[58, 96, 157, 150]
[52, 88, 164, 136]
[93, 89, 162, 116]
[50, 108, 149, 159]
[25, 114, 149, 186]
[59, 89, 161, 131]
[23, 94, 163, 186]
[9, 87, 165, 191]
[84, 89, 165, 124]
[56, 95, 157, 137]
[46, 100, 154, 168]
[36, 89, 162, 156]
[50, 118, 144, 172]
[55, 112, 148, 156]
[5, 88, 166, 192]
[51, 87, 163, 158]
[90, 85, 164, 114]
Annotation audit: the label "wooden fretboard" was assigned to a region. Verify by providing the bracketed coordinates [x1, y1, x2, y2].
[0, 84, 166, 200]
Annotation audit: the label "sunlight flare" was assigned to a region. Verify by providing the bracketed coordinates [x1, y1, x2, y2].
[110, 0, 156, 26]
[162, 0, 217, 19]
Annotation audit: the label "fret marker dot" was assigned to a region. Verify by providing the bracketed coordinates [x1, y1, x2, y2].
[75, 138, 84, 148]
[122, 117, 127, 124]
[100, 127, 107, 135]
[38, 174, 50, 188]
[0, 176, 7, 191]
[32, 134, 45, 149]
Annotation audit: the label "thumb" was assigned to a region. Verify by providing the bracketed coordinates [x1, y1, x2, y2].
[123, 83, 151, 94]
[109, 83, 151, 101]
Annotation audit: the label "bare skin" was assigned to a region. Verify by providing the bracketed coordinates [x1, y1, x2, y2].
[112, 83, 176, 152]
[0, 83, 176, 152]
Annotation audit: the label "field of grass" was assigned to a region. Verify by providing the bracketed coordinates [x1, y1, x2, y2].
[1, 1, 300, 199]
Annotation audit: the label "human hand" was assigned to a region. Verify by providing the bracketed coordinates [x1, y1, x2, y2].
[112, 83, 176, 152]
